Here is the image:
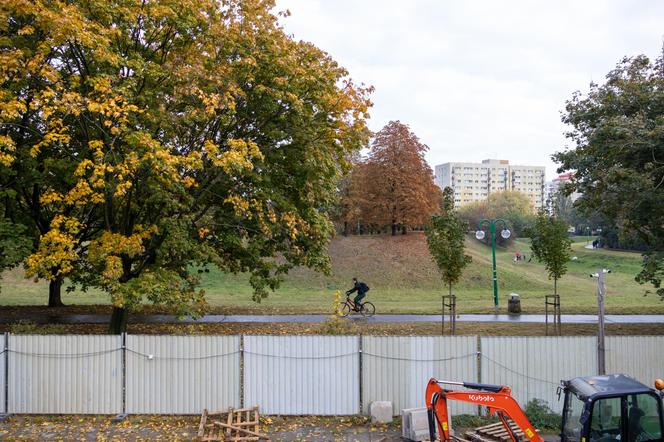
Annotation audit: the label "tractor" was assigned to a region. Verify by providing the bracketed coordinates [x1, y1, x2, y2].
[426, 374, 664, 442]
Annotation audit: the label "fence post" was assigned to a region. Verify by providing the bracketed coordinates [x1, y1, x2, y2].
[358, 334, 363, 415]
[112, 332, 127, 422]
[2, 332, 8, 418]
[476, 335, 483, 416]
[122, 332, 126, 414]
[240, 335, 245, 409]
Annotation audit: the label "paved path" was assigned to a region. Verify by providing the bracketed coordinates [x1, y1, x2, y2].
[2, 313, 664, 324]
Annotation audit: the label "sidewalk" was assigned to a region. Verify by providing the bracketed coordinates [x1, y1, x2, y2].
[2, 313, 663, 324]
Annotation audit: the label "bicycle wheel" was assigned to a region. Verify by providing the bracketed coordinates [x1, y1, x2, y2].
[338, 302, 351, 317]
[360, 301, 375, 317]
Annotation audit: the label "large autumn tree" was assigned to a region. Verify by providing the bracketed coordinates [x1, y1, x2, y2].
[553, 55, 664, 299]
[350, 121, 440, 235]
[0, 0, 371, 331]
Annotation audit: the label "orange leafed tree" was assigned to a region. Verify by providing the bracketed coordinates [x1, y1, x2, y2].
[350, 121, 441, 235]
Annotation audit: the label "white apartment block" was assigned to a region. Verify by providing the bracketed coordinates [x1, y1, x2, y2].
[434, 159, 545, 210]
[544, 172, 582, 206]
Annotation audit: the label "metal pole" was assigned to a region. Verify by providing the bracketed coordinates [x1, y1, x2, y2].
[545, 297, 549, 336]
[451, 296, 455, 335]
[597, 270, 606, 375]
[491, 221, 499, 312]
[441, 294, 445, 336]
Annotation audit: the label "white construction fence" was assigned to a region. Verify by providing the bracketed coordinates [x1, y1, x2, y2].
[0, 333, 662, 416]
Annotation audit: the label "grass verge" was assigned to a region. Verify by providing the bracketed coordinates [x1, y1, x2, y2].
[2, 321, 663, 336]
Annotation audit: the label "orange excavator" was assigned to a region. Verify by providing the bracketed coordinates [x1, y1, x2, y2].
[426, 375, 664, 442]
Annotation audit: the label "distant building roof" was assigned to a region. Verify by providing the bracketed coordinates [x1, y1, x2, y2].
[555, 172, 575, 181]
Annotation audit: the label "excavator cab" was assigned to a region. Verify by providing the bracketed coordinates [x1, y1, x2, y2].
[561, 374, 664, 442]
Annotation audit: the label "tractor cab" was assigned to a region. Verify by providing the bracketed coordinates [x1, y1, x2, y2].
[561, 374, 664, 442]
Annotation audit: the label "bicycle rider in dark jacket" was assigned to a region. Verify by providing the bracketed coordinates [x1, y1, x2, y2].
[346, 277, 368, 311]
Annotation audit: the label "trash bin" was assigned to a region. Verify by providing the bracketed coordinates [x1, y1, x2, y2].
[508, 293, 521, 314]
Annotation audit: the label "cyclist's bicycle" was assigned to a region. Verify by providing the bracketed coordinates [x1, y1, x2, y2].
[339, 295, 375, 318]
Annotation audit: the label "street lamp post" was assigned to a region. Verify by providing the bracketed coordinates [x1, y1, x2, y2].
[476, 219, 511, 313]
[591, 268, 611, 375]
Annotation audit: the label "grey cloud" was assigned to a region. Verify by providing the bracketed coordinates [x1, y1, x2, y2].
[278, 0, 664, 178]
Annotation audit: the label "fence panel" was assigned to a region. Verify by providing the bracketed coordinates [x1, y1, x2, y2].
[125, 335, 240, 414]
[1, 334, 5, 414]
[8, 335, 122, 414]
[606, 336, 664, 387]
[244, 335, 359, 415]
[362, 336, 478, 416]
[480, 336, 596, 413]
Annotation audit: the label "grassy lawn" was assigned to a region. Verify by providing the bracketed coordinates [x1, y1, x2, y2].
[1, 233, 661, 315]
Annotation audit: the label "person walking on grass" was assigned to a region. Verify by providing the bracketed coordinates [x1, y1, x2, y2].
[346, 277, 369, 311]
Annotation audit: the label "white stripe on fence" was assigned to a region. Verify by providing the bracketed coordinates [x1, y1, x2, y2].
[606, 336, 664, 388]
[480, 336, 597, 413]
[243, 335, 360, 415]
[8, 335, 122, 414]
[125, 335, 241, 414]
[362, 336, 478, 416]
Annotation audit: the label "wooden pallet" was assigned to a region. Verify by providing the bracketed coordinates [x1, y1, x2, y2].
[464, 420, 539, 442]
[198, 406, 269, 441]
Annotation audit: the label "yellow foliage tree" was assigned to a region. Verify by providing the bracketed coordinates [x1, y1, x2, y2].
[0, 0, 371, 332]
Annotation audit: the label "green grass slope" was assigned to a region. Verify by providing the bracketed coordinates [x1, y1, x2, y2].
[1, 233, 661, 314]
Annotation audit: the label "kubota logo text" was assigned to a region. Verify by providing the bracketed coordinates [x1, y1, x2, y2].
[469, 395, 495, 402]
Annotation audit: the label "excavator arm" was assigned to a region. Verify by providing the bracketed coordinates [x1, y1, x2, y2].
[426, 378, 544, 442]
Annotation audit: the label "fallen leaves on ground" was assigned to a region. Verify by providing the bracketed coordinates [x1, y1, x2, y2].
[0, 415, 402, 441]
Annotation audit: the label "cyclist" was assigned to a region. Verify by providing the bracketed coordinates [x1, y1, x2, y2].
[346, 277, 369, 311]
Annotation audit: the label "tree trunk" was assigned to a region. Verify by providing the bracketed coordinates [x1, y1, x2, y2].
[48, 278, 65, 307]
[401, 224, 407, 235]
[554, 277, 557, 296]
[391, 220, 397, 236]
[109, 307, 128, 334]
[343, 221, 348, 237]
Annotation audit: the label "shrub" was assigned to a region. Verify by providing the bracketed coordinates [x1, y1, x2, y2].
[9, 320, 68, 334]
[524, 398, 560, 431]
[318, 290, 355, 335]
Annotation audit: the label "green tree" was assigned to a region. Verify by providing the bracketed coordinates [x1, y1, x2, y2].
[553, 55, 664, 298]
[550, 192, 574, 223]
[0, 217, 31, 293]
[526, 211, 572, 296]
[426, 187, 472, 331]
[458, 191, 535, 245]
[0, 0, 371, 332]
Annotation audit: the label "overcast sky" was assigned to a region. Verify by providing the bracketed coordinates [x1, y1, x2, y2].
[276, 0, 664, 180]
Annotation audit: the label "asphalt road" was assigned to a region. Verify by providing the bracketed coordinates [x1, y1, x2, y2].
[2, 313, 663, 324]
